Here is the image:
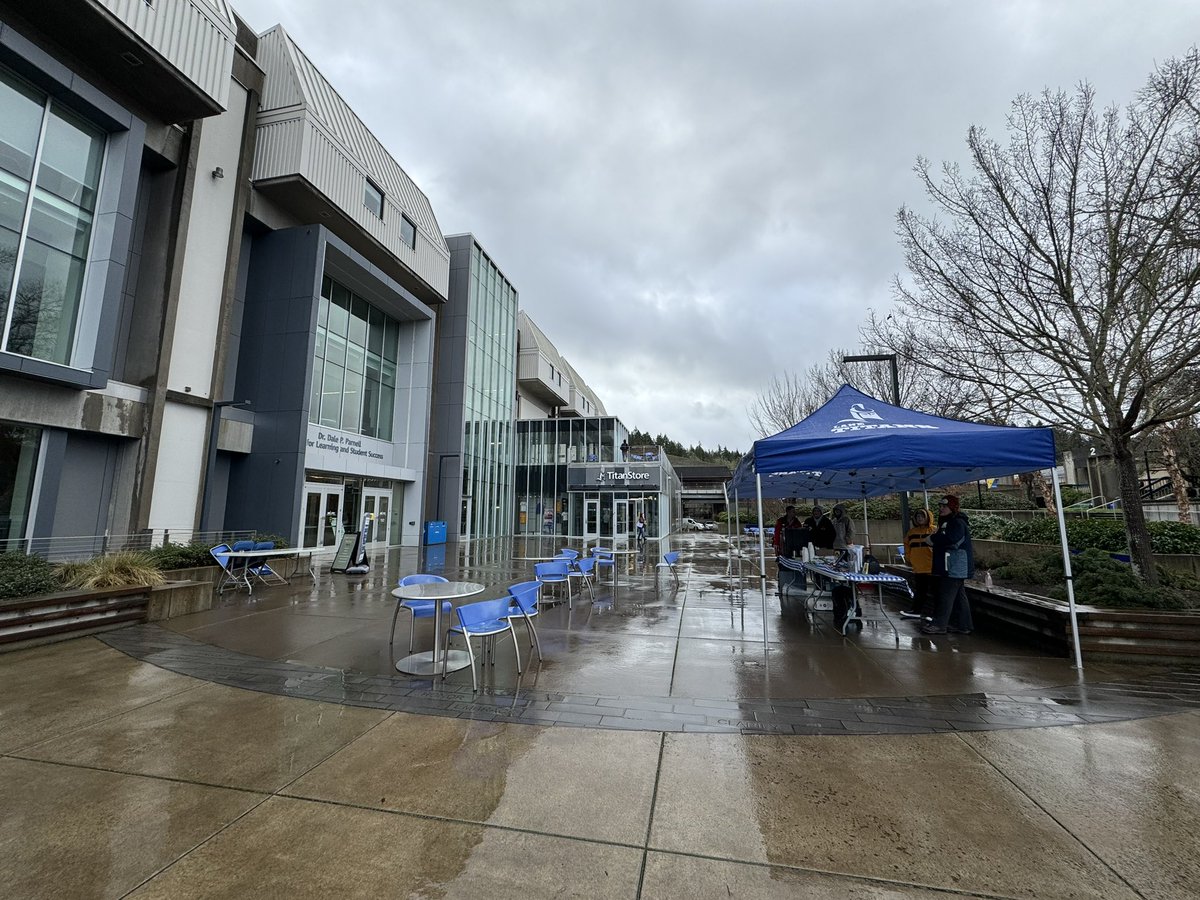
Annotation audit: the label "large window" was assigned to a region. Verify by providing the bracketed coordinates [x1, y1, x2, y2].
[0, 67, 105, 365]
[363, 179, 383, 219]
[310, 274, 399, 440]
[0, 421, 41, 550]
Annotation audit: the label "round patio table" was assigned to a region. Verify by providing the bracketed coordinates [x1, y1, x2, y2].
[392, 581, 485, 676]
[595, 547, 648, 585]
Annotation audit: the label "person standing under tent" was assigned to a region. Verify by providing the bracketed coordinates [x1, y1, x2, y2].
[899, 507, 937, 621]
[773, 505, 809, 597]
[830, 504, 854, 551]
[804, 505, 835, 550]
[772, 506, 806, 555]
[924, 495, 975, 635]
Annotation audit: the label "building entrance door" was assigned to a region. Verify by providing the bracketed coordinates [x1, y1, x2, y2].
[362, 489, 392, 548]
[613, 499, 628, 541]
[461, 497, 473, 542]
[302, 484, 344, 549]
[584, 498, 600, 542]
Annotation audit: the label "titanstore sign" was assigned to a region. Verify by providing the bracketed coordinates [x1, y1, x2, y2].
[598, 469, 650, 484]
[568, 464, 661, 492]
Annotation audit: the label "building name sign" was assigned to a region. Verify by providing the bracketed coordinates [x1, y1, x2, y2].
[567, 464, 661, 492]
[307, 428, 385, 461]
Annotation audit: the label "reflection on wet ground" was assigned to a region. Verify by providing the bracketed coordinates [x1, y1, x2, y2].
[103, 533, 1200, 733]
[3, 533, 1199, 897]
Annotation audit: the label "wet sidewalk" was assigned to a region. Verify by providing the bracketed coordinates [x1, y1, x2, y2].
[2, 533, 1198, 897]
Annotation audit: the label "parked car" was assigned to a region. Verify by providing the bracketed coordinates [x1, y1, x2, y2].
[702, 521, 718, 531]
[681, 517, 703, 531]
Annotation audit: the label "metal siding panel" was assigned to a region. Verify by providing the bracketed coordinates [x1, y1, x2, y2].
[97, 0, 234, 108]
[251, 29, 449, 296]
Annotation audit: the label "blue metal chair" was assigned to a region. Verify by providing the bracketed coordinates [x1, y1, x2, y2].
[443, 596, 522, 691]
[506, 581, 542, 661]
[591, 547, 615, 583]
[569, 554, 597, 601]
[390, 574, 451, 659]
[657, 551, 681, 586]
[557, 548, 580, 562]
[534, 560, 572, 607]
[210, 543, 238, 593]
[249, 540, 287, 585]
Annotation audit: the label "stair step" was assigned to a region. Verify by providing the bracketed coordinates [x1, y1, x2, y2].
[0, 588, 150, 649]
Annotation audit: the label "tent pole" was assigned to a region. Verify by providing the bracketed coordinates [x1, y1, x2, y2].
[1051, 465, 1084, 670]
[861, 486, 869, 561]
[755, 473, 768, 650]
[733, 489, 741, 586]
[722, 482, 732, 576]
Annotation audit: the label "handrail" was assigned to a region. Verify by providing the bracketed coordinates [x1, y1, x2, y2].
[5, 529, 261, 562]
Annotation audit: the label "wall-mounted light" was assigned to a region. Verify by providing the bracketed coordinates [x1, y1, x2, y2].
[211, 166, 225, 179]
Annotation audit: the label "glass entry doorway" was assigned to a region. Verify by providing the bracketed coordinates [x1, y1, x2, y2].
[362, 489, 392, 548]
[303, 484, 344, 549]
[584, 499, 600, 542]
[461, 497, 473, 542]
[614, 499, 628, 540]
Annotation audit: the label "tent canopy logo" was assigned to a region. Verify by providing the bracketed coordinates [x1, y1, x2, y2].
[831, 402, 938, 434]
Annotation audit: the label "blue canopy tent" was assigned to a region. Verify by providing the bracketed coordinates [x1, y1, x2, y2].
[728, 385, 1082, 668]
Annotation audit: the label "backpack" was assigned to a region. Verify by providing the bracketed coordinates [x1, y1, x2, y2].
[863, 554, 881, 575]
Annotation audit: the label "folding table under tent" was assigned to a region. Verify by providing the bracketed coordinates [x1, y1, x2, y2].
[728, 384, 1083, 669]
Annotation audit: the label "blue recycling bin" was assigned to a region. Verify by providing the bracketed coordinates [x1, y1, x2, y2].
[423, 520, 447, 545]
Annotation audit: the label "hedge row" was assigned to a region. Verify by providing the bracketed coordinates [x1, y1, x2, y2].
[969, 514, 1200, 555]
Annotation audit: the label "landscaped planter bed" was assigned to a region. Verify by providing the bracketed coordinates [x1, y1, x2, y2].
[886, 566, 1200, 662]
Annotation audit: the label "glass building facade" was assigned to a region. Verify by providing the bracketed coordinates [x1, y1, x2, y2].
[0, 421, 41, 551]
[310, 274, 400, 441]
[514, 416, 681, 541]
[432, 236, 518, 540]
[462, 245, 517, 539]
[1, 65, 106, 366]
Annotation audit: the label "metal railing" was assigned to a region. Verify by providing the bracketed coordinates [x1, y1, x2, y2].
[5, 529, 260, 563]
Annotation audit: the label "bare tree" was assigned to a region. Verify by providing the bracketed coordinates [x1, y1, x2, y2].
[1159, 418, 1196, 523]
[890, 50, 1200, 584]
[749, 339, 992, 440]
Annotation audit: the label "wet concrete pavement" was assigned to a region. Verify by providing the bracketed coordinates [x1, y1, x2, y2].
[2, 533, 1199, 898]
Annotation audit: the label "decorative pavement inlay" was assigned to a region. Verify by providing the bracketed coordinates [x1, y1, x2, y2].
[101, 625, 1200, 735]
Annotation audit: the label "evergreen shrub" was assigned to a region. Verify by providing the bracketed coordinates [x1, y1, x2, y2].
[0, 552, 61, 600]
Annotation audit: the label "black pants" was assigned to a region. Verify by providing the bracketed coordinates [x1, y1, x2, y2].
[910, 572, 937, 618]
[932, 577, 974, 631]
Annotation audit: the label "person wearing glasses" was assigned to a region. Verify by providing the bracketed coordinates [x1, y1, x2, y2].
[923, 495, 974, 635]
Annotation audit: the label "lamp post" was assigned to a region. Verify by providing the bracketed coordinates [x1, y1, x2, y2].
[199, 399, 250, 534]
[842, 353, 909, 534]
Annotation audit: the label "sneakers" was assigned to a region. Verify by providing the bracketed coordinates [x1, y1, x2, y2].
[948, 626, 973, 635]
[920, 624, 948, 634]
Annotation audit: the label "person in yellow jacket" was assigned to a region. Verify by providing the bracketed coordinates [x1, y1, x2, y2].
[899, 507, 937, 621]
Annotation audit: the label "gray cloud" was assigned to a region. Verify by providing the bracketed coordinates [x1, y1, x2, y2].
[235, 0, 1200, 450]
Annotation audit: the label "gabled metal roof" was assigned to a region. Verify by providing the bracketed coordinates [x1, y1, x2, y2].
[254, 25, 447, 263]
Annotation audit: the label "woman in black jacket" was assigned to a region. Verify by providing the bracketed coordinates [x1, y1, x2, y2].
[923, 495, 974, 635]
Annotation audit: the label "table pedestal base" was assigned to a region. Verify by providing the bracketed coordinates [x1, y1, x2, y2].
[396, 649, 472, 676]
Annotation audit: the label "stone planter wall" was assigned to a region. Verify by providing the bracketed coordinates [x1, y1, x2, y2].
[1, 580, 211, 652]
[884, 565, 1200, 662]
[966, 583, 1200, 662]
[145, 581, 214, 622]
[160, 565, 221, 587]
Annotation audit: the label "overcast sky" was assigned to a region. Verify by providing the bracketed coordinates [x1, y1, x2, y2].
[232, 0, 1200, 453]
